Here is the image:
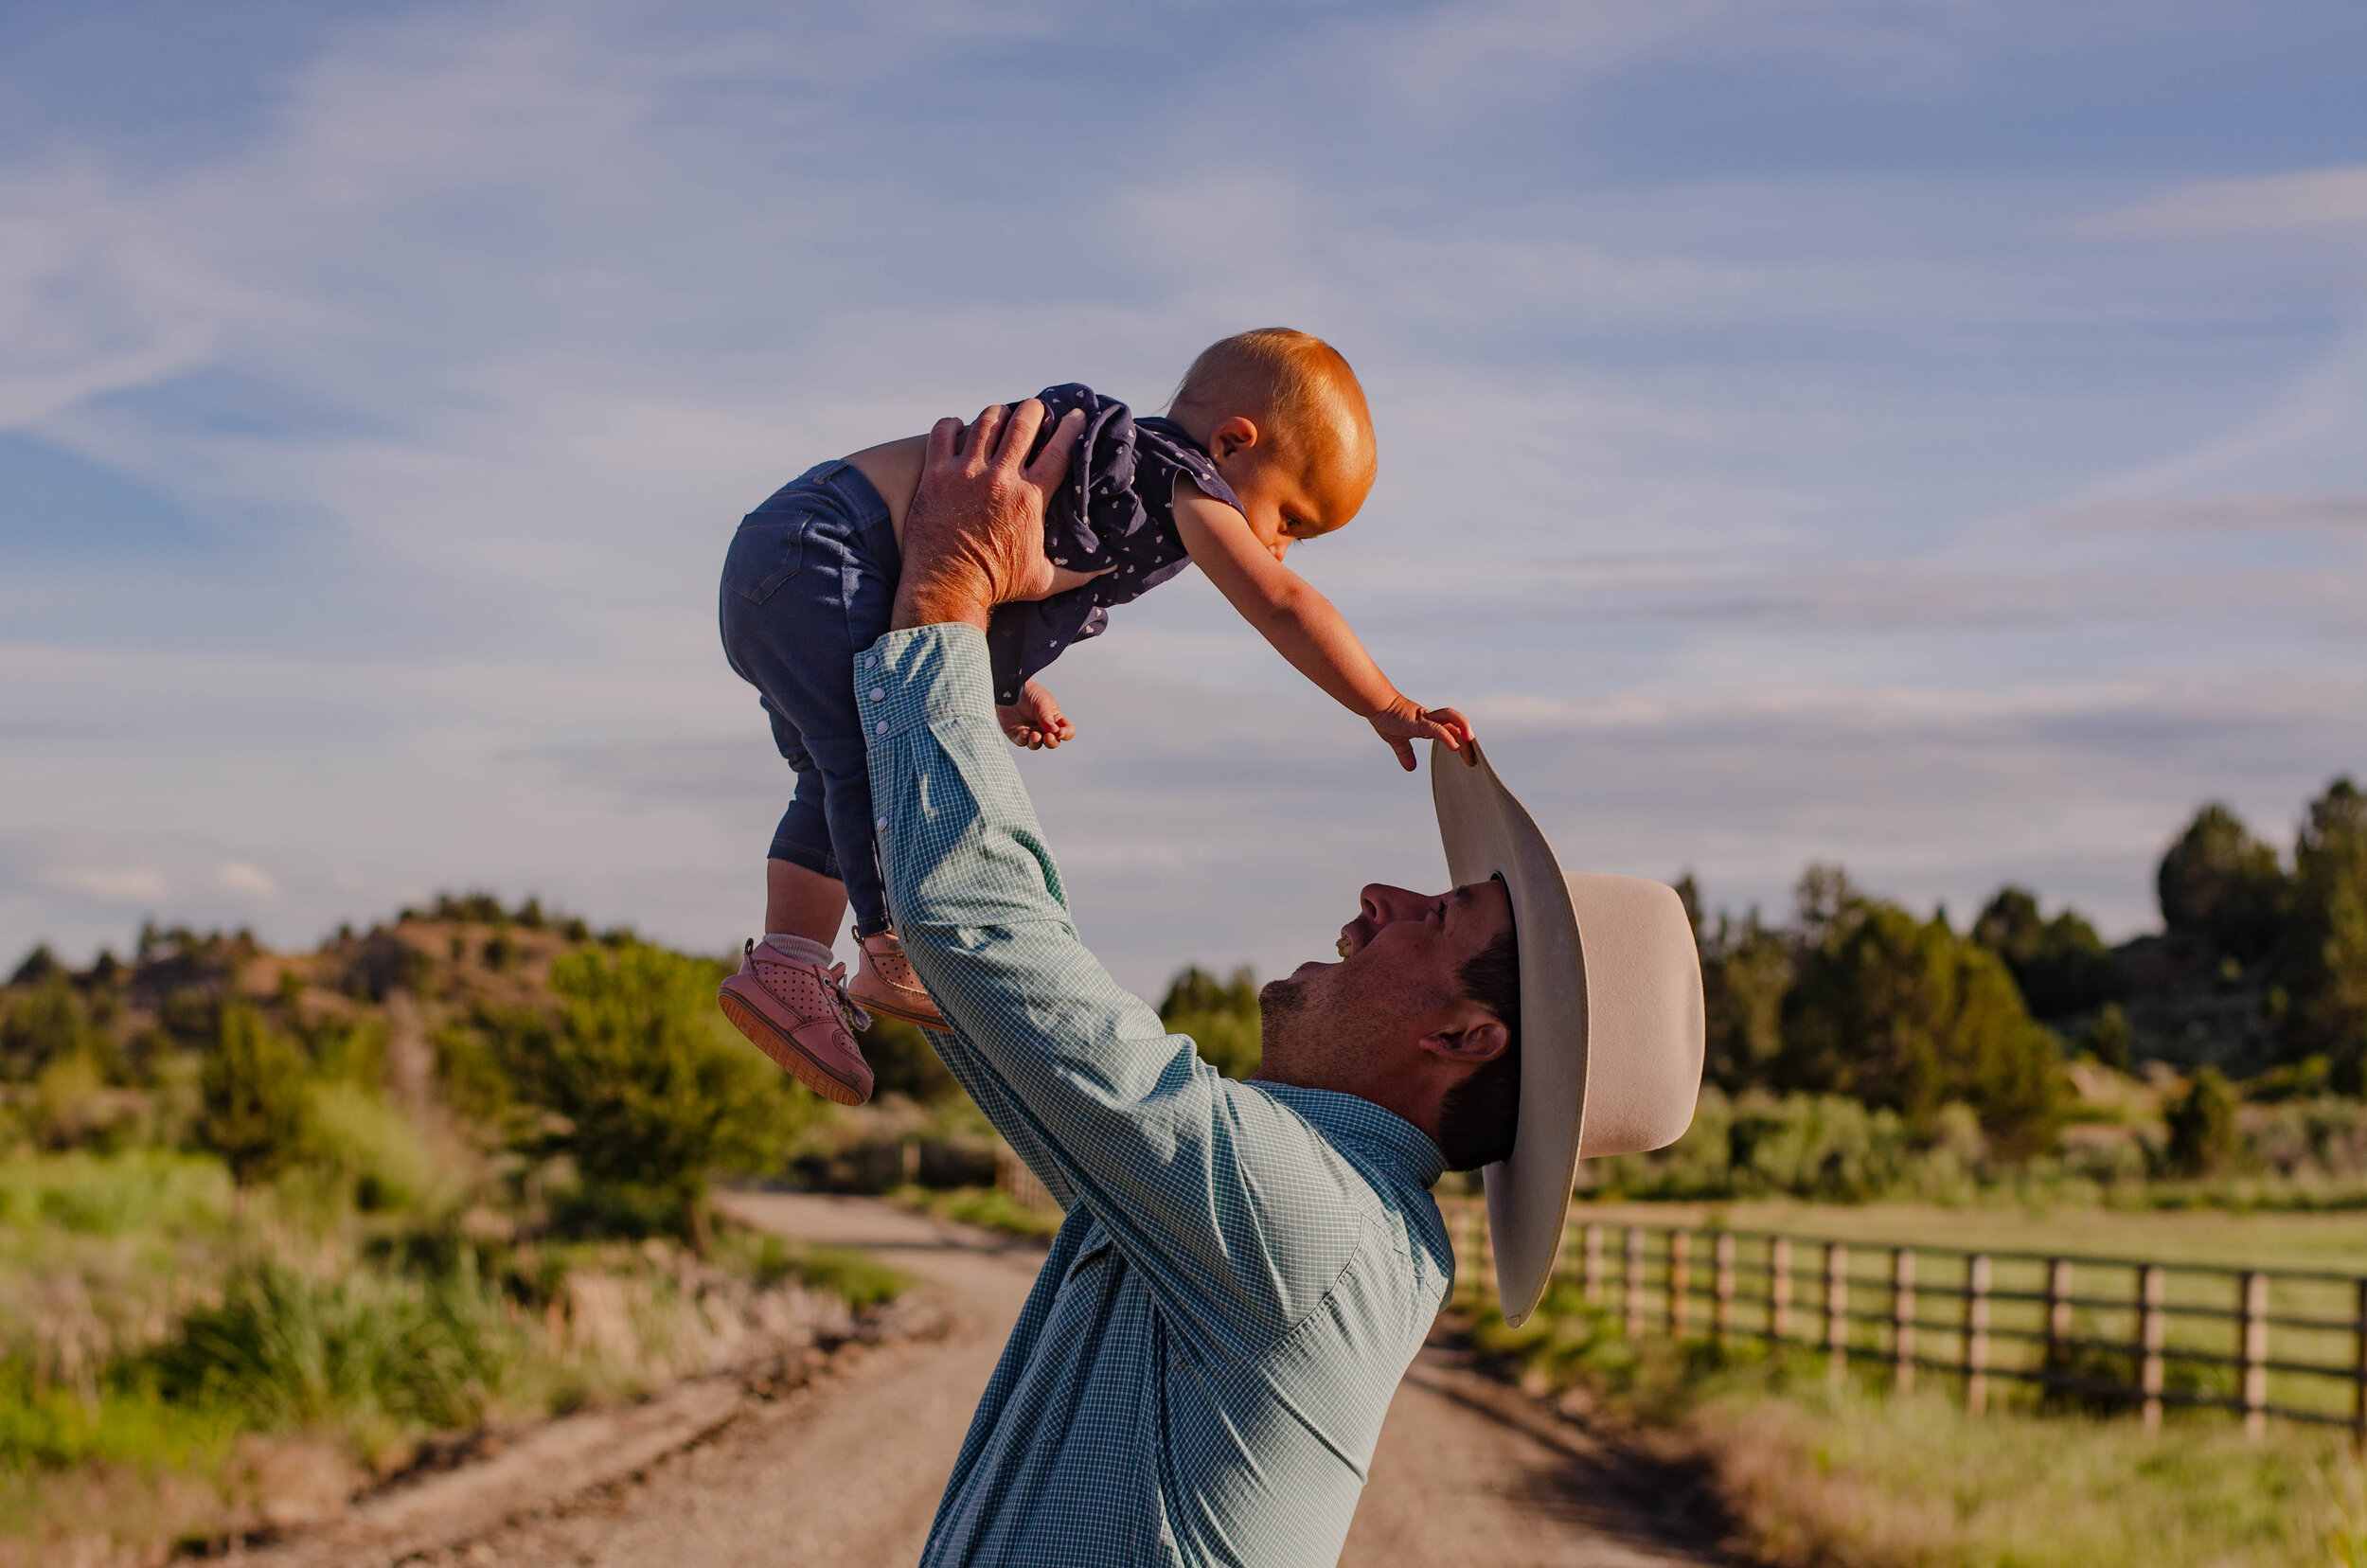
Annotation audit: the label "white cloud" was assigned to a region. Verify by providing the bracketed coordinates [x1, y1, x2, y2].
[42, 864, 169, 903]
[215, 861, 279, 900]
[2097, 166, 2367, 238]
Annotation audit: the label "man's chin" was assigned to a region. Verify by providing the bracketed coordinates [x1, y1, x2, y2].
[1260, 970, 1321, 1013]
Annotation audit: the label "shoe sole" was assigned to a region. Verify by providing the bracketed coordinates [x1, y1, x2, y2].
[717, 989, 869, 1106]
[845, 981, 947, 1030]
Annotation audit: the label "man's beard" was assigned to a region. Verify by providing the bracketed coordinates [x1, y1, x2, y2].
[1257, 976, 1310, 1057]
[1255, 971, 1355, 1089]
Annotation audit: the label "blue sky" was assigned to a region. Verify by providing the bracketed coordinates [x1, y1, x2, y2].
[3, 0, 2364, 991]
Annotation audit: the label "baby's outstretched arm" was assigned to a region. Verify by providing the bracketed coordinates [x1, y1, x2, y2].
[1173, 481, 1474, 773]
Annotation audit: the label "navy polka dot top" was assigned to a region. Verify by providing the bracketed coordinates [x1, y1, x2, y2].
[986, 383, 1244, 705]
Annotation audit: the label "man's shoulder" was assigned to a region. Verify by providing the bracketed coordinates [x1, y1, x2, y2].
[1229, 1080, 1452, 1262]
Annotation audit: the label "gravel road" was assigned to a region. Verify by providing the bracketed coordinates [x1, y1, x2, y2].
[249, 1193, 1728, 1567]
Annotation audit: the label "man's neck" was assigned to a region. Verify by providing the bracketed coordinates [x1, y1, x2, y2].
[1250, 1061, 1441, 1149]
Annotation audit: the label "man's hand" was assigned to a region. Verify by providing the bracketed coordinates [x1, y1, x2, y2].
[1368, 699, 1476, 773]
[890, 400, 1086, 633]
[997, 681, 1076, 751]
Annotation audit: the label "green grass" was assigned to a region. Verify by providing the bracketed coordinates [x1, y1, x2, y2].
[745, 1234, 909, 1310]
[893, 1184, 1063, 1239]
[0, 1150, 231, 1241]
[0, 1361, 240, 1472]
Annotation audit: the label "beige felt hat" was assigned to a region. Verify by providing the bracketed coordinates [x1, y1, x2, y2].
[1431, 739, 1706, 1327]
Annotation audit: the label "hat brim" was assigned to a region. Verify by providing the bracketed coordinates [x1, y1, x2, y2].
[1431, 739, 1704, 1327]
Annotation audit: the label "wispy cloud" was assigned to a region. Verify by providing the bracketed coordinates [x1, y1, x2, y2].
[2095, 165, 2367, 237]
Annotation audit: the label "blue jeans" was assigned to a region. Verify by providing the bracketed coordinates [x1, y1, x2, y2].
[718, 461, 901, 937]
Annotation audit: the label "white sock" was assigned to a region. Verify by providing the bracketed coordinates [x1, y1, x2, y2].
[759, 934, 834, 965]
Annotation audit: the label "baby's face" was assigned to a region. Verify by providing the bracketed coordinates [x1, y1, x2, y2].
[1217, 437, 1373, 564]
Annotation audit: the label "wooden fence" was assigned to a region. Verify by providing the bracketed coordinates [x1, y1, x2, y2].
[1448, 1210, 2367, 1437]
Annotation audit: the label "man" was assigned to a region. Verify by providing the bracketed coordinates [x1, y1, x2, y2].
[863, 398, 1704, 1565]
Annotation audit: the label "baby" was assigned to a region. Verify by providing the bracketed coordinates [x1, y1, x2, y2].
[715, 329, 1473, 1104]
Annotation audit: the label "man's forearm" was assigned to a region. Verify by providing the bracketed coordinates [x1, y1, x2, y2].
[890, 563, 992, 634]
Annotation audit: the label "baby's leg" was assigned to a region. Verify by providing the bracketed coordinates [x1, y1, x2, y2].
[766, 861, 845, 945]
[720, 472, 895, 945]
[763, 756, 846, 946]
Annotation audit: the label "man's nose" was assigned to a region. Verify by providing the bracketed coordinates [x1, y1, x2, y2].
[1359, 884, 1422, 926]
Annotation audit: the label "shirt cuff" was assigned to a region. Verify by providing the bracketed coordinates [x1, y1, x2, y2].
[856, 622, 996, 744]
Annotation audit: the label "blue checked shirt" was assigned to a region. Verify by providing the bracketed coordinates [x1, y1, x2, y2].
[859, 623, 1455, 1568]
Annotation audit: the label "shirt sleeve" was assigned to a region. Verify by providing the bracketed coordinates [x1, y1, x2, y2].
[860, 623, 1366, 1355]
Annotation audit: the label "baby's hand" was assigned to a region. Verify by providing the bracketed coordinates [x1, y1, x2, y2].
[1369, 698, 1475, 773]
[997, 681, 1077, 751]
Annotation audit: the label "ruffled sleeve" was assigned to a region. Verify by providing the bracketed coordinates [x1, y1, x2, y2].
[983, 387, 1242, 705]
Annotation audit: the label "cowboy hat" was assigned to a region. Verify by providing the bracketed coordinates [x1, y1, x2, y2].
[1431, 739, 1705, 1327]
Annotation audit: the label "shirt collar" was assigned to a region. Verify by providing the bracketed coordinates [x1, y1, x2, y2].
[1246, 1081, 1449, 1190]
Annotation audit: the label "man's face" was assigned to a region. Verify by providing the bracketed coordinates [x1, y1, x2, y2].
[1256, 880, 1514, 1090]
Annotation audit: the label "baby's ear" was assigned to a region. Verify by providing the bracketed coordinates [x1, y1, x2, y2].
[1207, 415, 1259, 461]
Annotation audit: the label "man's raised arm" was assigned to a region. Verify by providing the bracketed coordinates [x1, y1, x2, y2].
[863, 402, 1366, 1354]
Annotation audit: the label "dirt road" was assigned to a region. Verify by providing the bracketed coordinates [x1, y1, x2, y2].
[262, 1194, 1726, 1567]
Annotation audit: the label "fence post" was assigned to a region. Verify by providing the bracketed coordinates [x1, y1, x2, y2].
[1964, 1255, 1991, 1415]
[2044, 1258, 2072, 1395]
[1892, 1248, 1916, 1394]
[1669, 1231, 1691, 1334]
[2139, 1264, 2165, 1433]
[1625, 1227, 1646, 1339]
[2241, 1272, 2269, 1438]
[2354, 1278, 2367, 1446]
[1715, 1232, 1736, 1345]
[1825, 1242, 1849, 1387]
[1771, 1236, 1793, 1344]
[1584, 1223, 1604, 1305]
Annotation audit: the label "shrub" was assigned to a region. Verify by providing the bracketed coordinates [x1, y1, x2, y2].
[1583, 1087, 1930, 1203]
[197, 1006, 312, 1187]
[2164, 1068, 2241, 1177]
[1160, 965, 1261, 1078]
[1, 975, 103, 1083]
[503, 942, 815, 1250]
[861, 1013, 958, 1101]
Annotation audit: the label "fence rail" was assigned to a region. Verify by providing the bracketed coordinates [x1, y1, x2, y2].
[1447, 1210, 2367, 1438]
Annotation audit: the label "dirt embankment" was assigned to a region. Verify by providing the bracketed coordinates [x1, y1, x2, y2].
[223, 1194, 1732, 1568]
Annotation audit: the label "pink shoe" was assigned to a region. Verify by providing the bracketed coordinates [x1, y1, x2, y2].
[845, 929, 946, 1029]
[717, 938, 874, 1106]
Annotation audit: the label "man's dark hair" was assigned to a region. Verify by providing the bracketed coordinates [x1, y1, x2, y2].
[1434, 926, 1522, 1171]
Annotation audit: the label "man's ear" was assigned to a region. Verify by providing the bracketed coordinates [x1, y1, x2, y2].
[1205, 415, 1259, 463]
[1416, 1015, 1508, 1067]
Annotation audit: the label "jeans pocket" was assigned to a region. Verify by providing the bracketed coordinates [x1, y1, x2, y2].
[723, 513, 809, 604]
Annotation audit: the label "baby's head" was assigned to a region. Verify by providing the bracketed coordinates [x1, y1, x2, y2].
[1168, 329, 1376, 558]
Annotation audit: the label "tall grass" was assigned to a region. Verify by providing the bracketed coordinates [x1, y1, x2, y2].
[146, 1256, 516, 1437]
